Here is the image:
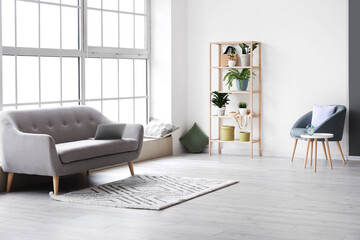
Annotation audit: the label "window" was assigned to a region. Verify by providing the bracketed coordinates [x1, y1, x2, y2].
[0, 0, 149, 125]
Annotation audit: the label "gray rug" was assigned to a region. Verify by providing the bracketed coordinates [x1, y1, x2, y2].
[50, 175, 238, 210]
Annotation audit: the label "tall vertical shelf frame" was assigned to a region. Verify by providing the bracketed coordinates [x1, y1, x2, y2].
[209, 41, 262, 158]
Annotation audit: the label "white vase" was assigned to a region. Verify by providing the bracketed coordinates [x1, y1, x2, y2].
[239, 108, 247, 116]
[228, 60, 236, 67]
[239, 54, 250, 66]
[217, 108, 226, 116]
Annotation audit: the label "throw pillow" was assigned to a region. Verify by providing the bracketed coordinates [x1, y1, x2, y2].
[311, 104, 336, 128]
[179, 123, 209, 153]
[144, 118, 179, 138]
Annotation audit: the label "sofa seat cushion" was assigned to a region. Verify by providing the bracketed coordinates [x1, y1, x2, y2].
[56, 138, 138, 164]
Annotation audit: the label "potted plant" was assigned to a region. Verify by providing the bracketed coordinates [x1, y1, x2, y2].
[223, 68, 256, 91]
[228, 48, 237, 67]
[239, 43, 258, 66]
[212, 91, 229, 116]
[238, 101, 247, 116]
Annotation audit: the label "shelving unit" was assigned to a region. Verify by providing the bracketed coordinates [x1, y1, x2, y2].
[209, 41, 262, 157]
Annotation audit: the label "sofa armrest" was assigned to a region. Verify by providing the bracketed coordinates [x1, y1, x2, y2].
[122, 123, 144, 154]
[0, 125, 60, 176]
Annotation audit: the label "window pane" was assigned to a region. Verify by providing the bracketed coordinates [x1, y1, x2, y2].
[103, 12, 118, 48]
[85, 101, 101, 112]
[135, 98, 146, 125]
[134, 59, 146, 96]
[103, 0, 118, 10]
[2, 0, 15, 46]
[2, 106, 16, 111]
[2, 56, 16, 104]
[87, 0, 101, 9]
[40, 4, 60, 49]
[103, 100, 118, 122]
[61, 0, 79, 6]
[119, 99, 133, 123]
[62, 7, 79, 49]
[62, 102, 80, 107]
[119, 0, 133, 12]
[135, 16, 145, 49]
[41, 57, 61, 102]
[103, 59, 118, 98]
[17, 1, 39, 48]
[87, 10, 101, 46]
[85, 58, 101, 99]
[119, 59, 133, 97]
[41, 103, 61, 108]
[119, 14, 134, 48]
[17, 57, 39, 104]
[134, 0, 145, 14]
[40, 0, 60, 4]
[62, 57, 79, 101]
[17, 104, 39, 110]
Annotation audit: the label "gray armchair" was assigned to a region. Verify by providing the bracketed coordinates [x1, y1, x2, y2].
[290, 105, 346, 163]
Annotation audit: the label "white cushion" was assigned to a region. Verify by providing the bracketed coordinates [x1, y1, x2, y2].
[144, 118, 179, 138]
[311, 105, 336, 128]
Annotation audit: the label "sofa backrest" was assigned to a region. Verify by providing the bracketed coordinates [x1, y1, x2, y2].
[1, 106, 112, 144]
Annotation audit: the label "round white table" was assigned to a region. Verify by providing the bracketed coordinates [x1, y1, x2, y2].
[300, 133, 334, 172]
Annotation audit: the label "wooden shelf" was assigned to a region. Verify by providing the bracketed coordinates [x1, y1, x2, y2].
[216, 90, 260, 94]
[211, 139, 260, 144]
[210, 66, 260, 69]
[210, 113, 259, 119]
[210, 41, 261, 45]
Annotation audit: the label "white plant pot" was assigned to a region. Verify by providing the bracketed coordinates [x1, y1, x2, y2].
[239, 108, 247, 116]
[217, 108, 226, 116]
[228, 60, 236, 67]
[239, 54, 250, 66]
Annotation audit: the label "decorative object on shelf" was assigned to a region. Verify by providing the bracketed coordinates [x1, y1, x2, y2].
[238, 101, 247, 116]
[179, 123, 209, 153]
[228, 53, 236, 67]
[223, 68, 255, 91]
[220, 125, 235, 141]
[229, 112, 250, 130]
[211, 91, 229, 116]
[239, 43, 258, 66]
[144, 118, 179, 138]
[306, 124, 315, 136]
[239, 131, 250, 142]
[220, 46, 238, 67]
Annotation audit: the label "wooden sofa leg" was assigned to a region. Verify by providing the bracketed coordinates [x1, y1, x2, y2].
[336, 141, 346, 165]
[6, 173, 14, 193]
[86, 170, 90, 176]
[128, 162, 135, 176]
[53, 176, 59, 195]
[291, 139, 298, 161]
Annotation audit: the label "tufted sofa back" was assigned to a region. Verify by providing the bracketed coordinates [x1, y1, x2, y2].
[2, 106, 112, 144]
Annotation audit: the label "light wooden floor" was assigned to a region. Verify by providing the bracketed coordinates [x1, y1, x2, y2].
[0, 154, 359, 240]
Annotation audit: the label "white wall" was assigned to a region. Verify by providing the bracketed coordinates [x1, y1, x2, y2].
[185, 0, 348, 158]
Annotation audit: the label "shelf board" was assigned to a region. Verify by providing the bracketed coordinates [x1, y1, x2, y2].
[211, 139, 260, 144]
[210, 113, 259, 118]
[216, 90, 260, 94]
[210, 66, 260, 69]
[210, 41, 261, 45]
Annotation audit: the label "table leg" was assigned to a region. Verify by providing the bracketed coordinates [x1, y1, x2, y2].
[314, 139, 318, 172]
[304, 139, 310, 168]
[322, 141, 328, 160]
[325, 138, 333, 169]
[310, 141, 313, 166]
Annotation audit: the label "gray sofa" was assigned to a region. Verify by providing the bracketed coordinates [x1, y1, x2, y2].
[0, 106, 144, 195]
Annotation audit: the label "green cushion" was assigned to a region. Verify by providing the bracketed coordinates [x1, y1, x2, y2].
[179, 123, 209, 153]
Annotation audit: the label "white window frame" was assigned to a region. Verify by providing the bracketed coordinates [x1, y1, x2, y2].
[0, 0, 151, 124]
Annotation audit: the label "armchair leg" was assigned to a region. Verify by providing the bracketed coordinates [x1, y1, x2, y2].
[128, 162, 135, 176]
[53, 176, 59, 195]
[291, 139, 298, 161]
[336, 141, 346, 165]
[322, 141, 328, 160]
[6, 173, 14, 193]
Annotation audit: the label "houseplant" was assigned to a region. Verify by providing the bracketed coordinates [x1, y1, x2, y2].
[238, 101, 247, 116]
[238, 43, 258, 66]
[211, 91, 230, 116]
[223, 68, 256, 91]
[228, 48, 237, 67]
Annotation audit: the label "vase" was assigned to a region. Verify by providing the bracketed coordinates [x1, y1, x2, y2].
[236, 79, 249, 91]
[239, 54, 250, 66]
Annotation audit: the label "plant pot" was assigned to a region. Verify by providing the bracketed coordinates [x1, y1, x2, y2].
[217, 107, 226, 116]
[239, 54, 250, 66]
[239, 108, 247, 116]
[236, 79, 249, 91]
[239, 131, 250, 142]
[228, 60, 236, 67]
[220, 125, 235, 141]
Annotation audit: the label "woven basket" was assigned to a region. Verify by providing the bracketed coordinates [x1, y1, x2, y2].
[220, 125, 235, 141]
